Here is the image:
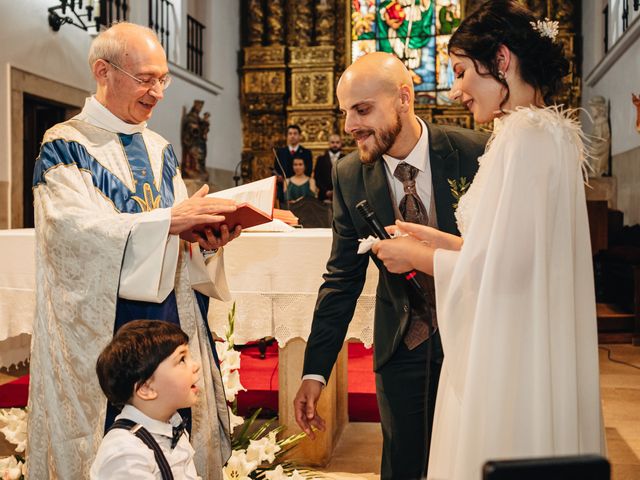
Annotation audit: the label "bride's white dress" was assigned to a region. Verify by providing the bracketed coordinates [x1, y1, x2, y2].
[427, 107, 606, 480]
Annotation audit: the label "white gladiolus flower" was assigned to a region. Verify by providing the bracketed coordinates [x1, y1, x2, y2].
[221, 349, 241, 370]
[264, 431, 282, 462]
[228, 407, 244, 432]
[264, 465, 288, 480]
[0, 409, 27, 453]
[246, 437, 268, 464]
[216, 340, 230, 361]
[216, 341, 241, 370]
[0, 456, 23, 480]
[246, 430, 282, 464]
[223, 450, 257, 480]
[222, 369, 246, 403]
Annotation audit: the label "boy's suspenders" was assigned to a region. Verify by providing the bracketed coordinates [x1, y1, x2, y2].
[108, 419, 175, 480]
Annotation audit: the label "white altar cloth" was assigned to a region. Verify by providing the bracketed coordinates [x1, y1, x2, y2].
[0, 229, 36, 368]
[208, 229, 378, 347]
[0, 228, 378, 368]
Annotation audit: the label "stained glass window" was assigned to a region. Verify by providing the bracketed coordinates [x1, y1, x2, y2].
[351, 0, 462, 105]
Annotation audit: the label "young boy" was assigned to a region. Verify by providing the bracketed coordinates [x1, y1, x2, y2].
[91, 320, 202, 479]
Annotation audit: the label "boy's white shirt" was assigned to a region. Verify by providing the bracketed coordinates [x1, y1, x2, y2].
[90, 404, 201, 480]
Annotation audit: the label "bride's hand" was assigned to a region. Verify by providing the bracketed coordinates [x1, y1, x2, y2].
[372, 236, 423, 273]
[395, 220, 462, 251]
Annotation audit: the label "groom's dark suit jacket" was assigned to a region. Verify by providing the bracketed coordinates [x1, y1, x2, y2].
[303, 122, 488, 380]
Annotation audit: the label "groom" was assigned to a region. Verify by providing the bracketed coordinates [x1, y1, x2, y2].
[293, 52, 487, 479]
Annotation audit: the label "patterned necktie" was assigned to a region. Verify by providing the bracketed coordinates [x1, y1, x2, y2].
[394, 163, 428, 225]
[393, 162, 437, 349]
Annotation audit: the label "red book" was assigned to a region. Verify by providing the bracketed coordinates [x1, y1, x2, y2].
[205, 176, 276, 230]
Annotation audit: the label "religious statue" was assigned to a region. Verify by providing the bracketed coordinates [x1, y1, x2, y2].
[180, 100, 210, 182]
[633, 93, 640, 133]
[588, 96, 611, 177]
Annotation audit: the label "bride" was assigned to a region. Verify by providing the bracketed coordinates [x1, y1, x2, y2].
[372, 1, 606, 478]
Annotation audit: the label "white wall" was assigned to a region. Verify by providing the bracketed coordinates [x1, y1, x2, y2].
[149, 0, 243, 174]
[0, 0, 94, 183]
[0, 0, 241, 185]
[582, 0, 640, 157]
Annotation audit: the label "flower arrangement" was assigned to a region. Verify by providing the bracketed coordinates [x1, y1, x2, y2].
[0, 408, 27, 480]
[218, 303, 311, 480]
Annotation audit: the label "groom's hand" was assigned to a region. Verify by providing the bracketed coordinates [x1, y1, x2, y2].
[293, 379, 326, 439]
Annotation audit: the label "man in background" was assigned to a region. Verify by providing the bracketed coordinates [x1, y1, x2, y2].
[273, 124, 313, 206]
[314, 133, 344, 203]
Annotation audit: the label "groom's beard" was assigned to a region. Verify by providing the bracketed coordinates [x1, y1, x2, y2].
[356, 113, 402, 164]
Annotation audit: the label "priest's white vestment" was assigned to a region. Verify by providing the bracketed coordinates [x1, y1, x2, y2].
[428, 107, 606, 480]
[27, 97, 232, 479]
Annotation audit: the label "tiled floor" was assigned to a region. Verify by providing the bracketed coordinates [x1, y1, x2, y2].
[1, 345, 639, 479]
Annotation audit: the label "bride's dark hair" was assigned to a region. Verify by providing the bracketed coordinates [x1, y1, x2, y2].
[448, 0, 569, 108]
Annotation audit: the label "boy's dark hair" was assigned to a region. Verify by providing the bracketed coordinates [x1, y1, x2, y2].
[287, 124, 302, 134]
[96, 320, 189, 406]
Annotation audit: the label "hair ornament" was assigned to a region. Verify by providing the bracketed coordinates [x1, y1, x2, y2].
[530, 18, 559, 42]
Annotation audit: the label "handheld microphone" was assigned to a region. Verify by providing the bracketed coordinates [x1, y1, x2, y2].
[356, 199, 425, 296]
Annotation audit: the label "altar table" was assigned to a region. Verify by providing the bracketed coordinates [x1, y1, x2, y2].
[0, 228, 379, 465]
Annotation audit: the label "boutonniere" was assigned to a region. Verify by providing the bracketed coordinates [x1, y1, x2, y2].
[447, 177, 470, 211]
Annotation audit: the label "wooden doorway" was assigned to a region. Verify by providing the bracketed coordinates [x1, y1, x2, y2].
[22, 95, 69, 228]
[9, 68, 88, 228]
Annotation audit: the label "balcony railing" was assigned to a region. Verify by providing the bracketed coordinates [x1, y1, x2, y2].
[187, 15, 205, 77]
[97, 0, 129, 28]
[148, 0, 173, 54]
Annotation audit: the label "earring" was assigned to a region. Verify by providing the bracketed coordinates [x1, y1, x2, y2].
[498, 71, 506, 81]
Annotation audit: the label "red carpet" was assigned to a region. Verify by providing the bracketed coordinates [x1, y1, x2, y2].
[0, 374, 29, 408]
[236, 342, 379, 422]
[0, 344, 380, 422]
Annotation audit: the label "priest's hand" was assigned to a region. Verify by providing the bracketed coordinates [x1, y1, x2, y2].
[195, 224, 242, 251]
[170, 185, 237, 241]
[293, 379, 326, 439]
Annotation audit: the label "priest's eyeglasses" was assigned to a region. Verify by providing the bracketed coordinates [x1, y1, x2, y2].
[105, 60, 172, 91]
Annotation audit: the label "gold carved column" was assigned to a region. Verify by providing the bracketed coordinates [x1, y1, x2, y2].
[287, 0, 339, 164]
[287, 45, 336, 160]
[240, 0, 287, 181]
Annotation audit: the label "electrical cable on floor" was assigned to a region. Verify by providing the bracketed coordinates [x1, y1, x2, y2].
[270, 360, 278, 391]
[599, 346, 640, 370]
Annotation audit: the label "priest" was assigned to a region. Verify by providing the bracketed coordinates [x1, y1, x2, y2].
[27, 22, 237, 479]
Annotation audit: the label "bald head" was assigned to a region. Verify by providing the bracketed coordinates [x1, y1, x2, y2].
[88, 22, 164, 69]
[337, 53, 421, 163]
[338, 52, 414, 104]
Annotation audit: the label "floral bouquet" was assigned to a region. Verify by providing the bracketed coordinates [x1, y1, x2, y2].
[0, 407, 27, 480]
[217, 304, 314, 480]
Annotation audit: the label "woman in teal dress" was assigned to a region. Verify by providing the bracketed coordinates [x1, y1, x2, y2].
[287, 157, 318, 203]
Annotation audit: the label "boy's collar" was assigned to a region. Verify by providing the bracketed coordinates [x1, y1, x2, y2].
[118, 404, 184, 439]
